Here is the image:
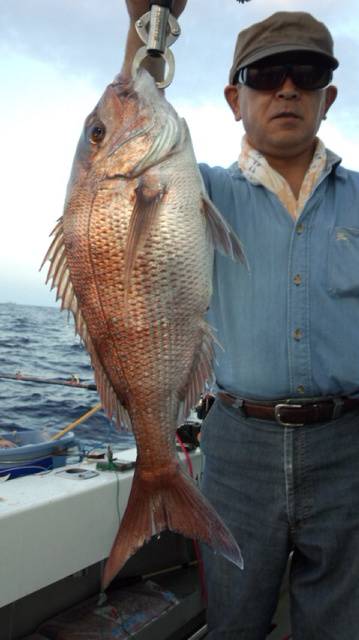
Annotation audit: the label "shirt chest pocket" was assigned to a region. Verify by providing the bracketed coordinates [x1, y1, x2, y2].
[327, 227, 359, 297]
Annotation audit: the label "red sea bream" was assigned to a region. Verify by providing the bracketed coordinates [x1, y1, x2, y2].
[43, 69, 244, 589]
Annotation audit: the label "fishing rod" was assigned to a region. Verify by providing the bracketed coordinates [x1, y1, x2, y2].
[0, 371, 97, 391]
[50, 402, 102, 441]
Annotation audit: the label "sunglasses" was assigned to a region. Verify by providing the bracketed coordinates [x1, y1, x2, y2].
[237, 63, 333, 91]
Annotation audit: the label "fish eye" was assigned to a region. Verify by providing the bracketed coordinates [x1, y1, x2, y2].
[89, 122, 106, 144]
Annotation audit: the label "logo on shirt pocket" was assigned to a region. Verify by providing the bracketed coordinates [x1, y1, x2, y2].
[327, 227, 359, 297]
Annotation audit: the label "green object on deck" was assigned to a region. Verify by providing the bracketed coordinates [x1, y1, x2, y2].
[96, 460, 135, 472]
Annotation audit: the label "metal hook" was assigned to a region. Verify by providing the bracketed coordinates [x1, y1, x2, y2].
[132, 46, 175, 89]
[131, 6, 181, 88]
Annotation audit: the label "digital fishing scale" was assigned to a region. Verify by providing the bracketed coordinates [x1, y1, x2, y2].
[132, 0, 252, 88]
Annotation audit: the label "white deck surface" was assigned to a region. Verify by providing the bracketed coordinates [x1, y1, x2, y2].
[0, 447, 203, 607]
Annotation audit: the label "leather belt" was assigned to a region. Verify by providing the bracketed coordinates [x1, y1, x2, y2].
[217, 392, 359, 426]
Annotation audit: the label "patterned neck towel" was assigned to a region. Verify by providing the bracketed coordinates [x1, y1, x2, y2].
[238, 136, 332, 221]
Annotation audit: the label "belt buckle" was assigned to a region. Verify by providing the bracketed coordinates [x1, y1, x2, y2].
[274, 403, 305, 427]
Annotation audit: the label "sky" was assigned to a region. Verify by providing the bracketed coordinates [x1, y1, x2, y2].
[1, 0, 359, 307]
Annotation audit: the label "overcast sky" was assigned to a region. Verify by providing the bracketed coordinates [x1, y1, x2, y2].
[1, 0, 359, 307]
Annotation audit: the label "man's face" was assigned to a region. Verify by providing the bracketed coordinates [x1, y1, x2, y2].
[224, 55, 337, 160]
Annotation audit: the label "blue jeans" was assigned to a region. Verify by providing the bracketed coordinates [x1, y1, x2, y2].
[200, 398, 359, 639]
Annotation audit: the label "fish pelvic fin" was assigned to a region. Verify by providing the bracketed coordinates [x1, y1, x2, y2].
[123, 174, 166, 302]
[201, 193, 248, 266]
[101, 462, 243, 590]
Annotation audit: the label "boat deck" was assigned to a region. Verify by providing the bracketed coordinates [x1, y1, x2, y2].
[0, 447, 291, 639]
[0, 448, 207, 638]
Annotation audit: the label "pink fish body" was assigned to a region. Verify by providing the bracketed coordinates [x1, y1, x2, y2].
[43, 69, 244, 589]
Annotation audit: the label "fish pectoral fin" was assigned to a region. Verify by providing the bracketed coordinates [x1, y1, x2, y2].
[101, 464, 243, 591]
[123, 175, 166, 295]
[202, 193, 247, 265]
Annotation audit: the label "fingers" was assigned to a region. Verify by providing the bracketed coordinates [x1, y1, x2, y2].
[125, 0, 187, 21]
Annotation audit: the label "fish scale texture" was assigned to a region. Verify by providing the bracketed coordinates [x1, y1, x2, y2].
[66, 178, 210, 460]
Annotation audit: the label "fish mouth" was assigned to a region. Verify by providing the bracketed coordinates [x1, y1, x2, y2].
[110, 74, 136, 97]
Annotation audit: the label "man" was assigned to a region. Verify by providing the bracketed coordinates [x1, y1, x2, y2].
[123, 4, 359, 638]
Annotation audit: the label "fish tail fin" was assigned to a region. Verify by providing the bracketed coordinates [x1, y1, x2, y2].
[102, 464, 243, 590]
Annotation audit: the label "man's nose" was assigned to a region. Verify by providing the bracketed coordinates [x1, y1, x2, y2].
[276, 75, 300, 99]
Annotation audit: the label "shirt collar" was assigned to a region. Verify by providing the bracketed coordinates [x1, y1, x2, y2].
[237, 136, 342, 220]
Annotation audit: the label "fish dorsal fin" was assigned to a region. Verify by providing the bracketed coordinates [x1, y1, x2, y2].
[178, 320, 217, 424]
[124, 175, 166, 297]
[202, 192, 247, 264]
[41, 218, 132, 431]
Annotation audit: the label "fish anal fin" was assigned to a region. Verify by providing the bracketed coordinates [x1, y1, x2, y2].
[102, 463, 243, 590]
[202, 193, 247, 264]
[179, 320, 217, 422]
[124, 174, 166, 296]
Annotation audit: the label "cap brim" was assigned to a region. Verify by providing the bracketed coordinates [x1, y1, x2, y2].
[240, 44, 339, 69]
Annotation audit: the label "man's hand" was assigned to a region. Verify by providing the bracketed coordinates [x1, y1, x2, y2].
[125, 1, 187, 22]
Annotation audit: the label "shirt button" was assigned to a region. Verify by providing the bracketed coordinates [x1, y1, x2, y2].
[293, 274, 302, 285]
[296, 223, 304, 234]
[297, 385, 305, 394]
[293, 328, 303, 341]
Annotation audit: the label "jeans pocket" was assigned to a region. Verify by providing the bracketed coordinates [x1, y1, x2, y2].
[327, 227, 359, 297]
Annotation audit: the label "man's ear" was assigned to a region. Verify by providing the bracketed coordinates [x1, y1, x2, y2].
[324, 84, 337, 117]
[224, 84, 242, 121]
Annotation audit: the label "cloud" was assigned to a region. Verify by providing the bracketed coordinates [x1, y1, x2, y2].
[322, 120, 359, 171]
[176, 99, 244, 165]
[0, 53, 99, 275]
[175, 96, 359, 172]
[2, 1, 358, 96]
[1, 0, 359, 306]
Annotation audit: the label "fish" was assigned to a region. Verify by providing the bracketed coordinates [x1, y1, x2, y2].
[42, 68, 245, 590]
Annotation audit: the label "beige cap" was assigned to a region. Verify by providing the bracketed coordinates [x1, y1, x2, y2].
[229, 11, 339, 84]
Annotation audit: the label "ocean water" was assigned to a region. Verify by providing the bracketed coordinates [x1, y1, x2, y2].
[0, 302, 135, 450]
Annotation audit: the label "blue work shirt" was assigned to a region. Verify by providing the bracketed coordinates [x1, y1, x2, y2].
[200, 160, 359, 400]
